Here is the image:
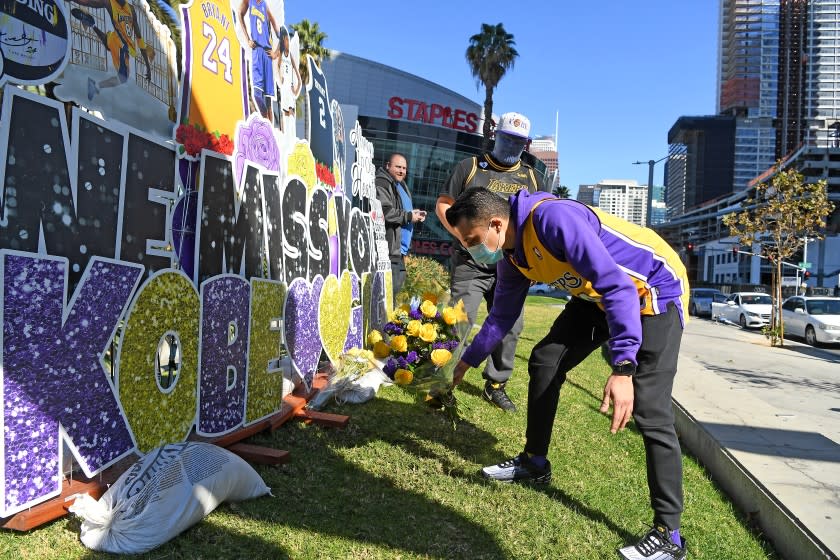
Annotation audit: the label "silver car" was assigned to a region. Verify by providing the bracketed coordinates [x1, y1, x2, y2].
[689, 288, 724, 317]
[781, 296, 840, 346]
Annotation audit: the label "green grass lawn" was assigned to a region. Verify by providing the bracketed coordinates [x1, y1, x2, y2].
[0, 297, 776, 559]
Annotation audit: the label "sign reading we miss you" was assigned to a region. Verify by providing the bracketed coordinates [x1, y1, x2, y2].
[0, 0, 392, 518]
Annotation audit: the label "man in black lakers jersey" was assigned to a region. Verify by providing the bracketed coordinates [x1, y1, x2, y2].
[435, 112, 541, 411]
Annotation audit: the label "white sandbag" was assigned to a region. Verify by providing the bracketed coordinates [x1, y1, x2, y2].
[337, 368, 392, 404]
[70, 442, 271, 554]
[309, 367, 392, 409]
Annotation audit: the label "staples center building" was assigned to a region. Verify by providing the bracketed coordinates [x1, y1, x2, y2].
[320, 51, 548, 262]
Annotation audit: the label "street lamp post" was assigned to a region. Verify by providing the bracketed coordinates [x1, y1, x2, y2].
[633, 156, 668, 227]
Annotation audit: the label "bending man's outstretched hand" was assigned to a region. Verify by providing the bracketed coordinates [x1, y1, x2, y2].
[453, 360, 469, 386]
[600, 374, 634, 434]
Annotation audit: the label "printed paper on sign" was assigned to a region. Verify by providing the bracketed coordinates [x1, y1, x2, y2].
[0, 0, 70, 86]
[53, 0, 177, 138]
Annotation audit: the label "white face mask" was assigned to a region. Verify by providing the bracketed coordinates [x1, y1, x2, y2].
[466, 224, 504, 265]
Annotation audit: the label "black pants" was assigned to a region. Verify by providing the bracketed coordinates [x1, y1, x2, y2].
[526, 298, 684, 529]
[450, 251, 523, 384]
[390, 256, 406, 307]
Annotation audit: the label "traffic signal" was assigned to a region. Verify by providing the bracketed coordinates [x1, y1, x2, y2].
[732, 246, 739, 257]
[686, 242, 694, 255]
[803, 270, 811, 280]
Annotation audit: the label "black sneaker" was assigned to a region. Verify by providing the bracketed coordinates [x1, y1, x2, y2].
[617, 525, 686, 560]
[481, 453, 552, 484]
[482, 380, 516, 411]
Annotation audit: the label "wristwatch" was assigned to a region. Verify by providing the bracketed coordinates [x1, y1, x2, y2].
[612, 360, 636, 376]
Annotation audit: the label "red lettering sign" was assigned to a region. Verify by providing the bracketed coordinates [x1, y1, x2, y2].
[387, 97, 479, 133]
[387, 96, 404, 119]
[410, 240, 453, 256]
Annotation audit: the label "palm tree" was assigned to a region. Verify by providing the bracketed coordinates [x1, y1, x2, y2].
[290, 19, 330, 88]
[465, 23, 519, 149]
[290, 19, 329, 128]
[149, 0, 183, 75]
[552, 184, 571, 199]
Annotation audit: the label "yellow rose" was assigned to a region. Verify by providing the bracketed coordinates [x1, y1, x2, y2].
[422, 292, 439, 305]
[373, 341, 391, 359]
[454, 300, 469, 323]
[420, 300, 438, 318]
[406, 320, 422, 337]
[419, 323, 437, 343]
[441, 307, 457, 325]
[430, 348, 453, 367]
[394, 368, 414, 385]
[367, 330, 383, 346]
[390, 335, 408, 353]
[388, 308, 408, 322]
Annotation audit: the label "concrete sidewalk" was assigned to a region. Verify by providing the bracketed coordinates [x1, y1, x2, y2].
[674, 319, 840, 560]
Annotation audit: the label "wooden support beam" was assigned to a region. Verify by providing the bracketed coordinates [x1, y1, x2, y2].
[227, 443, 290, 465]
[1, 479, 106, 532]
[293, 409, 350, 428]
[210, 417, 274, 448]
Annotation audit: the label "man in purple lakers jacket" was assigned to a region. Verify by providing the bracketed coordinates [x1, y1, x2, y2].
[449, 187, 689, 560]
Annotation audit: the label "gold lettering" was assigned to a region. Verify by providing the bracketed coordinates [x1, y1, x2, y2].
[486, 179, 527, 194]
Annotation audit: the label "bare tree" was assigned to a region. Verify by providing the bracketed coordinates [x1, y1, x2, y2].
[723, 164, 834, 346]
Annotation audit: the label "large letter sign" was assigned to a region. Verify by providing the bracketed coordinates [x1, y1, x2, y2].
[1, 253, 142, 516]
[0, 0, 393, 518]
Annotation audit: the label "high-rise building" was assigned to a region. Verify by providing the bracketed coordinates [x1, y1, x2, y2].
[576, 184, 599, 206]
[718, 0, 780, 189]
[803, 1, 840, 148]
[775, 0, 809, 158]
[530, 136, 557, 152]
[529, 135, 559, 190]
[659, 1, 840, 286]
[581, 180, 648, 226]
[649, 184, 668, 226]
[664, 149, 687, 220]
[666, 115, 736, 218]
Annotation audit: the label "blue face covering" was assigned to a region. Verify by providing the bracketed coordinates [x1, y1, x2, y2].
[492, 133, 528, 165]
[467, 224, 504, 265]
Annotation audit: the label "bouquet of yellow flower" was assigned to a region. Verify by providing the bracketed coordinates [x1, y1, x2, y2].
[367, 296, 471, 424]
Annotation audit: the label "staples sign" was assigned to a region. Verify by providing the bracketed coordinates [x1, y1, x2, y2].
[387, 97, 479, 133]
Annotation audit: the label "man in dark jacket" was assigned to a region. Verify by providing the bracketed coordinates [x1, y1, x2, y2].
[375, 153, 426, 304]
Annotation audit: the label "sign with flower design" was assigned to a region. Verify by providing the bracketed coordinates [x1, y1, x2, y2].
[0, 1, 393, 519]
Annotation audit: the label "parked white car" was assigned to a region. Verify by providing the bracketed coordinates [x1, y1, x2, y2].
[712, 292, 773, 328]
[781, 296, 840, 346]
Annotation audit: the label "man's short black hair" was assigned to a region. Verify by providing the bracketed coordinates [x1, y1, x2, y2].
[446, 187, 511, 227]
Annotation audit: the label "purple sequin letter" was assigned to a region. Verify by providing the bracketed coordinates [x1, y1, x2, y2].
[284, 276, 324, 388]
[197, 276, 250, 436]
[343, 272, 363, 352]
[369, 271, 388, 333]
[1, 253, 142, 516]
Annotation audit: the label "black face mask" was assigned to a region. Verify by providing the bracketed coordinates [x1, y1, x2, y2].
[492, 133, 528, 165]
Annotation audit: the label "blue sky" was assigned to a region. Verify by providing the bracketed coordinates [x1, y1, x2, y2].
[285, 1, 719, 197]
